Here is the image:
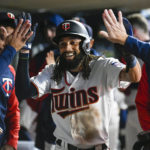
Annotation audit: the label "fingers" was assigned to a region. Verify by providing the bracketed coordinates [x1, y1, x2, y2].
[7, 17, 33, 51]
[14, 18, 31, 37]
[103, 9, 119, 25]
[108, 9, 118, 24]
[102, 12, 112, 38]
[14, 19, 24, 36]
[18, 20, 29, 36]
[46, 51, 55, 65]
[103, 9, 114, 25]
[46, 51, 54, 59]
[49, 51, 54, 56]
[118, 11, 123, 24]
[99, 31, 109, 39]
[102, 12, 111, 29]
[21, 21, 31, 37]
[14, 19, 32, 42]
[25, 31, 33, 42]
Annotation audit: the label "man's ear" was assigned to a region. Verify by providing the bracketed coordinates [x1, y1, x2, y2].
[0, 26, 7, 41]
[90, 38, 94, 48]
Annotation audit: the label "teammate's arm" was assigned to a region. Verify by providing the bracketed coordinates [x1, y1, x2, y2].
[124, 36, 150, 64]
[15, 51, 38, 100]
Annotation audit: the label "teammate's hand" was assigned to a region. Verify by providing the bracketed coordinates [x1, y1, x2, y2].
[6, 19, 33, 51]
[99, 9, 128, 45]
[46, 51, 56, 65]
[0, 144, 15, 150]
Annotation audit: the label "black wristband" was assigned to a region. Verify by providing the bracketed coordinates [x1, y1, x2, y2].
[124, 55, 137, 72]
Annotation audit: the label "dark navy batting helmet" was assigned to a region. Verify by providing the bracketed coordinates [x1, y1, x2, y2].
[54, 20, 91, 55]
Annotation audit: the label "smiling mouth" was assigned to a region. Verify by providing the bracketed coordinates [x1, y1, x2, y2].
[63, 52, 75, 59]
[65, 52, 74, 57]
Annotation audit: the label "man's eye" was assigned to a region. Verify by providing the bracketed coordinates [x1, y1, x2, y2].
[70, 41, 76, 45]
[59, 43, 66, 47]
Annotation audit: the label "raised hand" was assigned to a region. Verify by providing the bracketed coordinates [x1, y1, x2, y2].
[99, 9, 128, 45]
[46, 51, 56, 65]
[6, 19, 33, 51]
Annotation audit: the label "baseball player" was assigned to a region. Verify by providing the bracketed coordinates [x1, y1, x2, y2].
[15, 19, 141, 150]
[0, 12, 32, 150]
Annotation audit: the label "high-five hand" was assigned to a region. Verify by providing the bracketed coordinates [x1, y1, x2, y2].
[99, 9, 128, 45]
[6, 19, 33, 51]
[46, 51, 56, 65]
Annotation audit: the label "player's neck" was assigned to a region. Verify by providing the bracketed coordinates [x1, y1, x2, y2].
[69, 71, 78, 76]
[69, 62, 82, 72]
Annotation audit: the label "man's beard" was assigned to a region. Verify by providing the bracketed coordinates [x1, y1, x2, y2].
[59, 51, 85, 70]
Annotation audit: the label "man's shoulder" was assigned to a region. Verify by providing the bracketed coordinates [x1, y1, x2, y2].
[91, 57, 124, 72]
[94, 56, 119, 64]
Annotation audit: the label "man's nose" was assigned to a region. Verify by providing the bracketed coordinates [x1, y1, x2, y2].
[65, 43, 72, 51]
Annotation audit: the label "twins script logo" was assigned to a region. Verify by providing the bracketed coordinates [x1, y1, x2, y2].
[2, 78, 13, 96]
[62, 22, 70, 31]
[51, 86, 99, 118]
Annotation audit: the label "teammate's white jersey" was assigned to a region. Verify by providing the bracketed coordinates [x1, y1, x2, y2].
[31, 57, 129, 149]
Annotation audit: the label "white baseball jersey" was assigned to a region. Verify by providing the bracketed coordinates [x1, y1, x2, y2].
[31, 57, 129, 149]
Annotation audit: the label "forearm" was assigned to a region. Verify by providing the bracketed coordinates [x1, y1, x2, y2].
[15, 53, 37, 100]
[0, 46, 16, 74]
[120, 57, 141, 82]
[124, 36, 150, 64]
[127, 61, 141, 82]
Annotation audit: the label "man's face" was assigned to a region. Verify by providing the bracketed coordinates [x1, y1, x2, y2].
[58, 36, 84, 70]
[0, 26, 14, 53]
[59, 36, 82, 61]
